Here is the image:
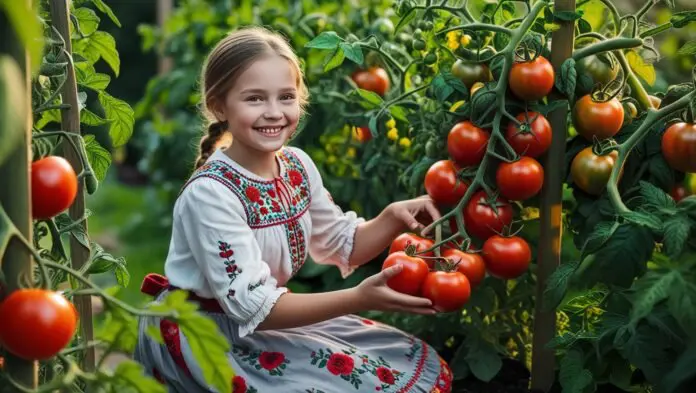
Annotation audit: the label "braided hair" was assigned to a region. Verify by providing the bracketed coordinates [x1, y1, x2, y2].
[194, 120, 228, 169]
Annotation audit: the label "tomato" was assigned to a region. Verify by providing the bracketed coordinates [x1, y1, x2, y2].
[353, 126, 372, 142]
[482, 235, 531, 279]
[685, 173, 696, 195]
[575, 51, 619, 89]
[670, 185, 689, 202]
[447, 121, 489, 167]
[661, 122, 696, 173]
[424, 160, 468, 206]
[382, 252, 429, 295]
[389, 233, 435, 260]
[441, 248, 486, 287]
[496, 157, 544, 201]
[0, 289, 78, 360]
[451, 191, 513, 240]
[572, 95, 624, 141]
[508, 56, 555, 101]
[451, 60, 492, 89]
[351, 67, 390, 96]
[31, 156, 78, 220]
[505, 111, 552, 158]
[420, 271, 471, 312]
[570, 147, 619, 195]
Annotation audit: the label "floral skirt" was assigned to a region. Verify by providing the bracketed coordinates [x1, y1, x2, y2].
[134, 289, 453, 393]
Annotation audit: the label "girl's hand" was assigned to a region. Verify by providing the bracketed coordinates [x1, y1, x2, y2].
[354, 264, 436, 315]
[387, 195, 442, 234]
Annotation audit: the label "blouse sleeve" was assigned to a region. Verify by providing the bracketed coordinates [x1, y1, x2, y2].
[291, 147, 365, 278]
[178, 179, 288, 338]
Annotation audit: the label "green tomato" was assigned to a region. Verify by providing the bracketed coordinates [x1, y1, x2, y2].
[450, 59, 492, 89]
[424, 52, 437, 65]
[413, 39, 426, 51]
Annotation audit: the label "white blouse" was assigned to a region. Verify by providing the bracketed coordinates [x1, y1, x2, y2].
[164, 146, 365, 337]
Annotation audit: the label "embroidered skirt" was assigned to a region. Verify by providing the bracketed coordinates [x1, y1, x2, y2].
[134, 289, 453, 393]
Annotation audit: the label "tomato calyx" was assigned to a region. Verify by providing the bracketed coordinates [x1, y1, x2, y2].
[589, 78, 623, 104]
[590, 138, 620, 157]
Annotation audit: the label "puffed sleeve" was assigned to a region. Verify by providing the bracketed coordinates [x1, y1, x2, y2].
[290, 147, 365, 278]
[178, 179, 288, 338]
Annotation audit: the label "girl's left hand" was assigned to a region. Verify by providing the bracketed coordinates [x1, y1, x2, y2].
[387, 195, 442, 234]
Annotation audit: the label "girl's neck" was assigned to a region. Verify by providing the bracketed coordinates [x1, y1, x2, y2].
[223, 142, 281, 180]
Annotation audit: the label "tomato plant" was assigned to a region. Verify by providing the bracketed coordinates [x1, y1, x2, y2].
[420, 271, 471, 313]
[424, 160, 468, 207]
[661, 122, 696, 173]
[508, 56, 554, 101]
[505, 111, 552, 158]
[31, 156, 78, 220]
[570, 147, 619, 196]
[458, 191, 513, 240]
[441, 248, 486, 288]
[572, 94, 625, 141]
[447, 121, 489, 168]
[482, 236, 531, 280]
[381, 251, 429, 296]
[496, 157, 544, 201]
[351, 67, 390, 96]
[389, 232, 435, 259]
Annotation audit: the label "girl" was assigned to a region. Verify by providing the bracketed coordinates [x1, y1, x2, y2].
[135, 26, 453, 393]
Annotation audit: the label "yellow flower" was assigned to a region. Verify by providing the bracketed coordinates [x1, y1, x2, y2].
[347, 147, 356, 158]
[460, 34, 472, 46]
[399, 137, 412, 148]
[447, 40, 460, 50]
[387, 128, 399, 140]
[327, 155, 337, 164]
[446, 31, 460, 42]
[385, 118, 396, 129]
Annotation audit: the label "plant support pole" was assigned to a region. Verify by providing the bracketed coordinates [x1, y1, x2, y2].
[0, 1, 38, 389]
[48, 0, 96, 372]
[531, 0, 576, 391]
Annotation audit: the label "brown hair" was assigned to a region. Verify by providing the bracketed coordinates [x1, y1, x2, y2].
[194, 26, 309, 169]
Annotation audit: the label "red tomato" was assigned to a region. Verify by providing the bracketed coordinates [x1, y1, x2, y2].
[451, 191, 514, 240]
[421, 271, 471, 312]
[441, 248, 486, 287]
[31, 156, 78, 220]
[570, 147, 620, 195]
[447, 121, 489, 167]
[482, 235, 531, 279]
[351, 67, 390, 96]
[389, 233, 435, 259]
[572, 95, 624, 141]
[661, 122, 696, 173]
[508, 56, 555, 101]
[670, 185, 689, 202]
[382, 252, 429, 295]
[0, 289, 78, 360]
[505, 111, 552, 158]
[496, 157, 545, 201]
[353, 126, 372, 142]
[424, 160, 468, 206]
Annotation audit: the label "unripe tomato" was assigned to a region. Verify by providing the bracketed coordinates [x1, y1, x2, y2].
[508, 56, 555, 101]
[570, 147, 620, 195]
[451, 60, 493, 90]
[382, 252, 429, 295]
[31, 156, 78, 220]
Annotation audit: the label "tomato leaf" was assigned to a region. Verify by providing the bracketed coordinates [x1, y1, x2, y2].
[581, 220, 619, 258]
[554, 10, 584, 21]
[578, 18, 592, 33]
[464, 337, 502, 382]
[0, 56, 26, 167]
[97, 306, 139, 353]
[619, 211, 663, 231]
[389, 105, 409, 122]
[395, 9, 417, 33]
[323, 45, 346, 72]
[676, 40, 696, 56]
[355, 88, 383, 108]
[638, 180, 675, 210]
[432, 73, 454, 101]
[99, 91, 135, 147]
[89, 0, 122, 27]
[109, 360, 166, 393]
[659, 342, 696, 393]
[647, 154, 675, 191]
[305, 31, 343, 49]
[75, 62, 111, 91]
[631, 270, 680, 325]
[339, 42, 364, 65]
[543, 260, 579, 310]
[73, 7, 101, 36]
[364, 152, 382, 172]
[449, 343, 471, 380]
[74, 31, 120, 76]
[626, 50, 656, 86]
[556, 58, 576, 100]
[559, 348, 594, 393]
[670, 10, 696, 28]
[83, 134, 112, 182]
[662, 214, 691, 259]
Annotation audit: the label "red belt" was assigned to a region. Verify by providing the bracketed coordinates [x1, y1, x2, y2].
[140, 273, 224, 313]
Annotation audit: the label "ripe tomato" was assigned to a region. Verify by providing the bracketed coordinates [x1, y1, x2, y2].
[353, 126, 372, 142]
[441, 248, 486, 287]
[421, 271, 471, 312]
[450, 60, 492, 89]
[661, 122, 696, 173]
[389, 233, 435, 260]
[508, 56, 555, 101]
[505, 111, 552, 158]
[452, 191, 513, 240]
[0, 289, 78, 360]
[424, 160, 468, 206]
[496, 157, 544, 201]
[447, 121, 489, 167]
[482, 235, 531, 279]
[570, 147, 619, 195]
[351, 67, 390, 96]
[572, 95, 624, 141]
[31, 156, 78, 220]
[382, 252, 429, 295]
[670, 185, 689, 202]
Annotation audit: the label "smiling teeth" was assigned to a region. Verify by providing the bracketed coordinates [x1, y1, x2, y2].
[257, 127, 282, 134]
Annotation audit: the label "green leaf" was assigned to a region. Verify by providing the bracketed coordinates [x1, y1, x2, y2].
[395, 9, 417, 33]
[676, 40, 696, 56]
[670, 10, 696, 28]
[323, 46, 345, 72]
[648, 155, 675, 191]
[81, 108, 109, 126]
[432, 74, 454, 101]
[659, 342, 696, 393]
[365, 153, 382, 172]
[0, 0, 44, 69]
[305, 31, 343, 49]
[75, 62, 111, 90]
[87, 241, 126, 275]
[110, 360, 166, 393]
[389, 105, 408, 122]
[73, 7, 100, 36]
[662, 214, 691, 259]
[340, 42, 364, 65]
[449, 343, 470, 380]
[90, 31, 120, 76]
[543, 260, 579, 310]
[356, 88, 383, 108]
[409, 158, 436, 191]
[97, 306, 138, 353]
[557, 58, 576, 100]
[98, 91, 135, 147]
[559, 349, 593, 393]
[115, 263, 131, 287]
[626, 50, 655, 86]
[620, 211, 662, 231]
[638, 180, 675, 209]
[631, 270, 679, 325]
[83, 134, 112, 181]
[145, 325, 164, 345]
[465, 339, 502, 382]
[0, 56, 27, 167]
[555, 10, 584, 21]
[89, 0, 122, 27]
[581, 220, 619, 257]
[578, 18, 592, 33]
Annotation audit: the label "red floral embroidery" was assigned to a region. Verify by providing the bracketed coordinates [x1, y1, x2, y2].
[288, 169, 303, 186]
[232, 375, 247, 393]
[245, 186, 261, 202]
[362, 319, 375, 325]
[260, 207, 269, 215]
[376, 367, 395, 384]
[268, 189, 276, 198]
[224, 172, 234, 180]
[259, 352, 286, 370]
[327, 353, 355, 376]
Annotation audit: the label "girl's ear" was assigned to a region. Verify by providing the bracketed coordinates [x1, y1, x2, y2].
[208, 98, 225, 122]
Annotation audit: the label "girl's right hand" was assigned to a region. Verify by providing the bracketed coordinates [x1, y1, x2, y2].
[354, 265, 436, 315]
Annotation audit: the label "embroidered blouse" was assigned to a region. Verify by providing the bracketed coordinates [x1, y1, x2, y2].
[164, 146, 365, 337]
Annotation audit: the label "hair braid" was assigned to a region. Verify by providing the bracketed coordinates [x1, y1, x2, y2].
[194, 121, 228, 169]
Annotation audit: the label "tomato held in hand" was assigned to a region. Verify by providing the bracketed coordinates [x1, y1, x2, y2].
[389, 233, 435, 259]
[0, 289, 78, 360]
[482, 235, 531, 279]
[570, 147, 619, 195]
[505, 111, 552, 158]
[496, 157, 544, 201]
[442, 248, 486, 287]
[661, 122, 696, 173]
[421, 271, 471, 312]
[572, 95, 624, 141]
[453, 191, 513, 240]
[447, 121, 489, 167]
[424, 160, 468, 206]
[382, 252, 429, 295]
[31, 156, 78, 220]
[508, 56, 555, 101]
[351, 67, 390, 96]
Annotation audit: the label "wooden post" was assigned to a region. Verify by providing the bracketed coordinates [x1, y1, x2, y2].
[157, 0, 174, 75]
[531, 0, 576, 391]
[48, 0, 96, 372]
[0, 1, 38, 389]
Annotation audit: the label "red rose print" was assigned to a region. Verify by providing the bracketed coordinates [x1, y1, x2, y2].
[245, 186, 261, 202]
[226, 265, 237, 273]
[260, 207, 268, 215]
[376, 366, 395, 384]
[232, 375, 247, 393]
[224, 172, 234, 180]
[268, 189, 276, 198]
[219, 250, 234, 258]
[259, 352, 285, 370]
[233, 177, 241, 185]
[288, 170, 303, 186]
[326, 353, 354, 376]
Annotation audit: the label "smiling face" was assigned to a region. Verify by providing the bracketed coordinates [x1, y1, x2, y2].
[215, 54, 301, 155]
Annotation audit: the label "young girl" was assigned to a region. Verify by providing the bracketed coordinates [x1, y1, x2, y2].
[135, 26, 453, 393]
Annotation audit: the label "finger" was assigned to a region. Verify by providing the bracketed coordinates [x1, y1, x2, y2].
[424, 199, 442, 222]
[378, 264, 403, 283]
[398, 307, 437, 315]
[391, 293, 433, 308]
[399, 212, 423, 231]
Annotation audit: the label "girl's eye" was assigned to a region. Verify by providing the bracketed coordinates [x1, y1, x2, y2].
[281, 94, 296, 101]
[246, 96, 263, 102]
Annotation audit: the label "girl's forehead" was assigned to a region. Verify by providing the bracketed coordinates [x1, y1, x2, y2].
[235, 55, 297, 91]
